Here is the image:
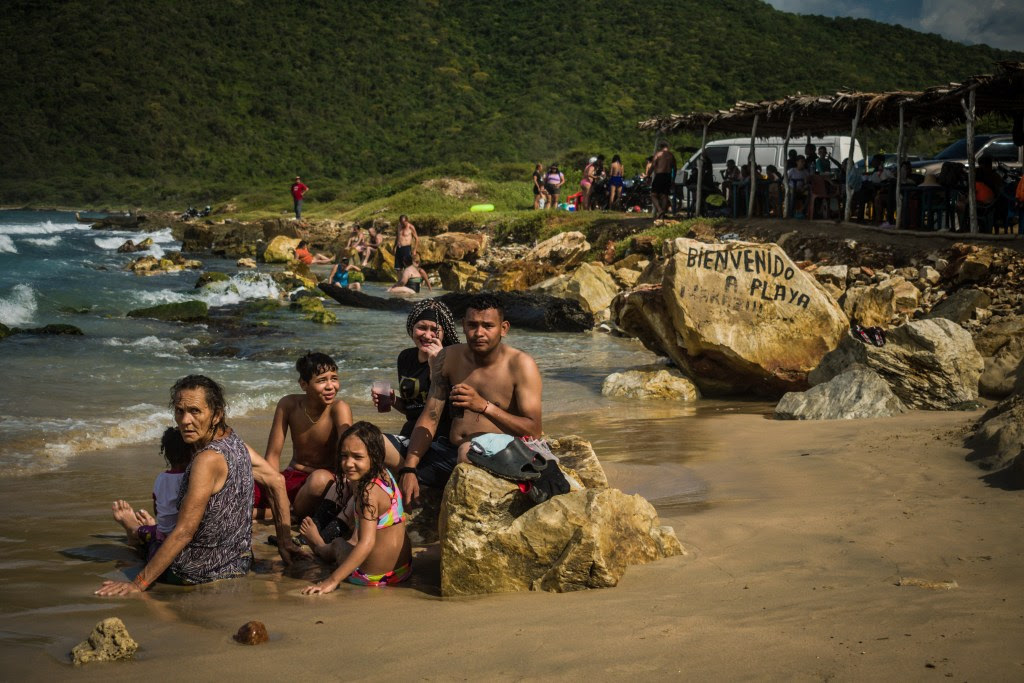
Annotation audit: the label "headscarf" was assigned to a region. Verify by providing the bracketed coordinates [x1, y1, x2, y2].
[406, 299, 460, 347]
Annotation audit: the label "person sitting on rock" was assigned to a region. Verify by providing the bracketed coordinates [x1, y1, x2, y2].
[394, 293, 543, 506]
[361, 227, 382, 266]
[294, 240, 332, 265]
[327, 255, 363, 291]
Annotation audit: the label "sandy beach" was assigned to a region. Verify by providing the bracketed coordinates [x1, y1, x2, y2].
[2, 406, 1021, 680]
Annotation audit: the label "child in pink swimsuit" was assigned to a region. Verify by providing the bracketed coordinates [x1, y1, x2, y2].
[300, 422, 413, 593]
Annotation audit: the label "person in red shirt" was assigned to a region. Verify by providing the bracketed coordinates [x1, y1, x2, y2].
[291, 176, 309, 220]
[294, 240, 331, 265]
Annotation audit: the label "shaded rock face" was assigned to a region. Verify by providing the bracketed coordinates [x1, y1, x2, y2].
[926, 288, 991, 325]
[975, 315, 1024, 399]
[234, 621, 269, 645]
[263, 235, 301, 263]
[531, 262, 619, 317]
[524, 231, 590, 268]
[71, 617, 138, 665]
[810, 318, 982, 410]
[127, 300, 209, 322]
[775, 364, 907, 420]
[966, 395, 1024, 472]
[439, 463, 683, 597]
[602, 367, 700, 401]
[545, 435, 609, 489]
[117, 237, 153, 253]
[614, 238, 848, 396]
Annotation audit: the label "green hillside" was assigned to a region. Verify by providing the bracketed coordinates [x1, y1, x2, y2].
[0, 0, 1018, 206]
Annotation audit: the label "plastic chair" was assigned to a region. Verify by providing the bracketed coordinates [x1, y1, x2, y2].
[808, 175, 839, 220]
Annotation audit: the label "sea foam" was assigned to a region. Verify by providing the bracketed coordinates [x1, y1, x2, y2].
[0, 284, 38, 326]
[0, 220, 77, 237]
[132, 272, 282, 308]
[0, 235, 16, 254]
[22, 235, 62, 247]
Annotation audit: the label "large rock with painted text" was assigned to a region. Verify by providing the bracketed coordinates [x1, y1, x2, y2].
[613, 238, 848, 396]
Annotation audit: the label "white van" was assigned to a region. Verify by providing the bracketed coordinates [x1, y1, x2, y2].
[679, 136, 864, 183]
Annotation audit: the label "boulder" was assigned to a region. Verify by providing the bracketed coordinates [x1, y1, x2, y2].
[116, 237, 153, 253]
[16, 324, 84, 336]
[439, 463, 683, 596]
[531, 262, 619, 317]
[926, 288, 992, 325]
[194, 271, 230, 289]
[809, 318, 982, 410]
[842, 276, 918, 327]
[524, 231, 590, 268]
[236, 257, 257, 269]
[439, 262, 486, 293]
[417, 233, 487, 266]
[919, 265, 942, 286]
[775, 364, 907, 420]
[0, 323, 10, 340]
[127, 300, 209, 322]
[613, 238, 848, 396]
[814, 265, 849, 297]
[966, 395, 1024, 471]
[290, 296, 337, 324]
[611, 268, 641, 289]
[263, 235, 301, 263]
[975, 315, 1024, 398]
[602, 366, 700, 401]
[71, 617, 138, 665]
[485, 261, 559, 291]
[437, 291, 594, 333]
[546, 435, 609, 489]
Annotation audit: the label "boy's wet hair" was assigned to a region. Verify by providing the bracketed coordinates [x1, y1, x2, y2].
[296, 351, 338, 382]
[466, 293, 504, 321]
[160, 427, 191, 469]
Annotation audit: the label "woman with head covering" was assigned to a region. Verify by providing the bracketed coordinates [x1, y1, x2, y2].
[374, 299, 463, 495]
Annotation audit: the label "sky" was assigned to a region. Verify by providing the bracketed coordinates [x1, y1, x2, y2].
[762, 0, 1024, 51]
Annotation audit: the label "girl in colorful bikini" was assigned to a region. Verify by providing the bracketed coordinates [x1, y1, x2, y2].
[300, 421, 412, 593]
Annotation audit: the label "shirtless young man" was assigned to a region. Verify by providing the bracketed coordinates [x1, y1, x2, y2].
[395, 215, 419, 270]
[650, 142, 677, 220]
[259, 352, 353, 517]
[395, 293, 543, 504]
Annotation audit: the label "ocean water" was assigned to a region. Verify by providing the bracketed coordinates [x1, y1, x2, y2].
[0, 209, 728, 478]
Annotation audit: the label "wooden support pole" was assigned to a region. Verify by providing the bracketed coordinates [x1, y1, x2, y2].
[844, 101, 862, 223]
[696, 123, 708, 218]
[894, 102, 905, 229]
[782, 112, 794, 218]
[747, 114, 759, 218]
[962, 86, 978, 233]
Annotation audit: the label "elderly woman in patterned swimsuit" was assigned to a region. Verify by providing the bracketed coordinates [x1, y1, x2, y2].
[96, 375, 299, 595]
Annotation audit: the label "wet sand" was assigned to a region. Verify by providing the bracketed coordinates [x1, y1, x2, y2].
[2, 408, 1023, 679]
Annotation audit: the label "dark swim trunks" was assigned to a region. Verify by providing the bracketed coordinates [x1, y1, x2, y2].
[252, 466, 312, 507]
[609, 176, 624, 188]
[652, 172, 672, 194]
[395, 244, 413, 269]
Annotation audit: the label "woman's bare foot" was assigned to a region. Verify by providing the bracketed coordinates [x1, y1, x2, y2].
[134, 508, 156, 527]
[111, 500, 142, 541]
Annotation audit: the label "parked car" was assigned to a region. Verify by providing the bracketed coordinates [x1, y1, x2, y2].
[680, 136, 864, 182]
[853, 153, 922, 174]
[911, 134, 1022, 175]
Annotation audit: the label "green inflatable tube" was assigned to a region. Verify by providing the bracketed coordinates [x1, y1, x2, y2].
[470, 204, 495, 212]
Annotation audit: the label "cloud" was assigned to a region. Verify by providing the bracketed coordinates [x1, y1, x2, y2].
[919, 0, 1024, 50]
[762, 0, 1024, 50]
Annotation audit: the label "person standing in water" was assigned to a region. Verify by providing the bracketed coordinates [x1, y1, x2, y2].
[395, 215, 419, 269]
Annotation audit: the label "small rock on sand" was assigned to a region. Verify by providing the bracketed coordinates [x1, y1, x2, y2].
[234, 620, 269, 645]
[71, 617, 138, 665]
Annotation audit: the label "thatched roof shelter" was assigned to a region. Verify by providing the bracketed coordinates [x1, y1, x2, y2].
[638, 61, 1024, 137]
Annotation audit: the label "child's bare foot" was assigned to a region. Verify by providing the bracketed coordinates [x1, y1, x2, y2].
[299, 516, 328, 554]
[111, 500, 142, 540]
[134, 508, 156, 527]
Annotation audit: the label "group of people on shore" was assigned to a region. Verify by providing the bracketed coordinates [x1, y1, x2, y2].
[97, 294, 543, 596]
[292, 215, 427, 295]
